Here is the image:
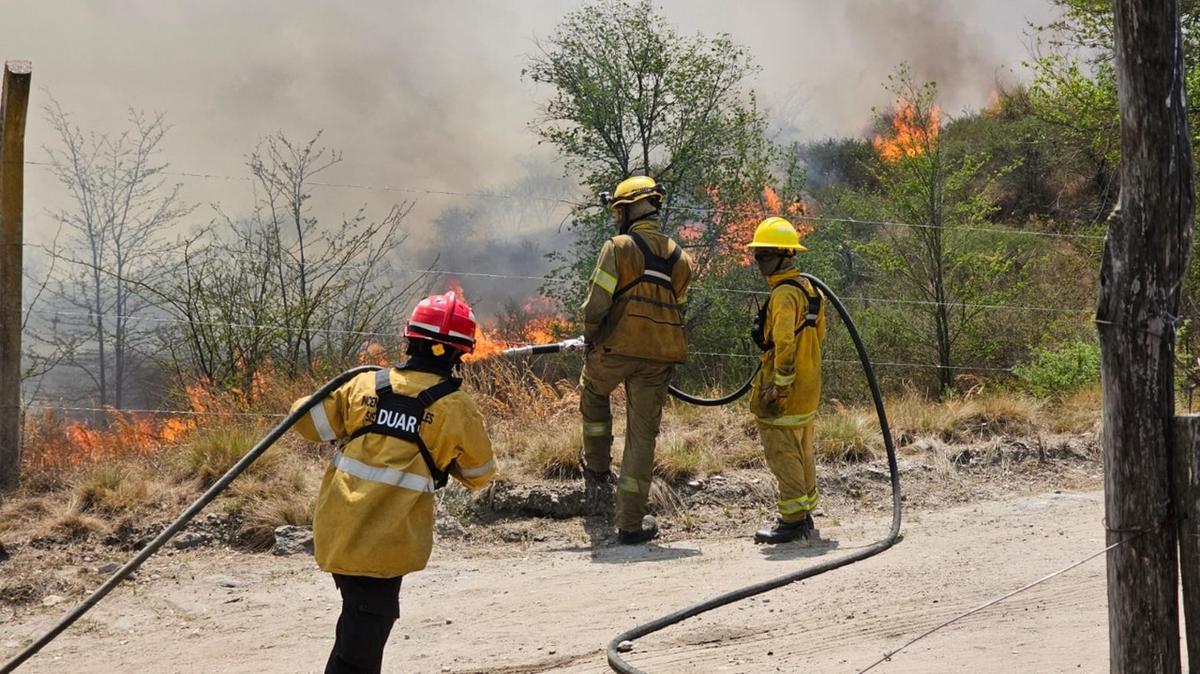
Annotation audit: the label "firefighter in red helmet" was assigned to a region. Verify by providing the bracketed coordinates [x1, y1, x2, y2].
[290, 291, 495, 674]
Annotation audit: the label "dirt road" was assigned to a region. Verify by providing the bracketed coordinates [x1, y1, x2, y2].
[1, 490, 1117, 673]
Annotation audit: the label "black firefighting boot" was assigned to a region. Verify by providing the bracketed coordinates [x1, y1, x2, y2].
[581, 449, 615, 516]
[753, 515, 812, 544]
[617, 517, 659, 545]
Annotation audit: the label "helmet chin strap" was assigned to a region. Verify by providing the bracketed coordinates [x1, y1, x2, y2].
[761, 253, 791, 276]
[773, 255, 792, 275]
[617, 205, 659, 234]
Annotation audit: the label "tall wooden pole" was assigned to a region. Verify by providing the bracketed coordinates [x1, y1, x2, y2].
[1101, 1, 1194, 671]
[0, 60, 32, 492]
[1173, 415, 1200, 670]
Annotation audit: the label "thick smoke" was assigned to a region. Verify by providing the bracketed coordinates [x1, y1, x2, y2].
[3, 0, 1052, 309]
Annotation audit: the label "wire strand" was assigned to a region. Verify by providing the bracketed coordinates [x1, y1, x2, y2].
[20, 261, 1095, 317]
[687, 351, 1015, 372]
[23, 403, 285, 418]
[856, 537, 1128, 673]
[22, 160, 1105, 241]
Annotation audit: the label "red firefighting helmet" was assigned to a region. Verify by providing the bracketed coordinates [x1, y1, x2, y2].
[404, 291, 477, 354]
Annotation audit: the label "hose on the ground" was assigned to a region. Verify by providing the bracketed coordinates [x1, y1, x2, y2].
[0, 365, 381, 674]
[607, 273, 903, 674]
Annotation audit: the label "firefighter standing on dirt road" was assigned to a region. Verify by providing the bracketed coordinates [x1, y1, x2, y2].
[579, 175, 694, 545]
[747, 217, 827, 544]
[291, 291, 496, 674]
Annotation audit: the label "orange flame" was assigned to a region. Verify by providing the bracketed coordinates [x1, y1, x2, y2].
[442, 278, 568, 363]
[705, 185, 812, 267]
[358, 341, 391, 366]
[464, 327, 509, 363]
[873, 97, 940, 163]
[51, 411, 191, 466]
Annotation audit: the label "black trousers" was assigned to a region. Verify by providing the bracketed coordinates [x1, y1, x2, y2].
[325, 573, 404, 674]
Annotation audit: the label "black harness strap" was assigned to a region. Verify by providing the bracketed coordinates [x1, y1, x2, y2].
[751, 279, 823, 352]
[346, 366, 462, 490]
[612, 231, 682, 299]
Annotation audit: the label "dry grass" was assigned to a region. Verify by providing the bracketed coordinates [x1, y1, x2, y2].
[885, 389, 1044, 442]
[0, 496, 56, 536]
[522, 426, 584, 479]
[655, 433, 715, 480]
[44, 506, 109, 542]
[815, 407, 882, 462]
[169, 421, 278, 486]
[74, 462, 156, 515]
[464, 358, 579, 420]
[656, 401, 762, 479]
[1046, 385, 1102, 434]
[2, 364, 1104, 559]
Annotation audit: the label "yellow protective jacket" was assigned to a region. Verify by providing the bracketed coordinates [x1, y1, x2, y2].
[582, 219, 694, 364]
[291, 366, 495, 578]
[750, 269, 827, 425]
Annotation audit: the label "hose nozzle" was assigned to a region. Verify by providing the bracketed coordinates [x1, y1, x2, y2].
[501, 336, 586, 357]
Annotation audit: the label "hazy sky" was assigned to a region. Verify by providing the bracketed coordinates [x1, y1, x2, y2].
[2, 0, 1056, 247]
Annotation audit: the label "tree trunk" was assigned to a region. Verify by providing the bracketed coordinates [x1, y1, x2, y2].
[93, 262, 107, 409]
[1101, 1, 1194, 671]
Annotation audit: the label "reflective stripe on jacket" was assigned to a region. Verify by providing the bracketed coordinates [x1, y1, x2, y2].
[291, 367, 495, 578]
[750, 269, 827, 423]
[582, 219, 693, 363]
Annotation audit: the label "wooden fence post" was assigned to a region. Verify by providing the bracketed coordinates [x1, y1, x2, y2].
[0, 60, 32, 492]
[1102, 0, 1193, 671]
[1174, 415, 1200, 670]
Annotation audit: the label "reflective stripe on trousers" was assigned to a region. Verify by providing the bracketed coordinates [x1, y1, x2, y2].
[583, 420, 611, 437]
[778, 489, 819, 515]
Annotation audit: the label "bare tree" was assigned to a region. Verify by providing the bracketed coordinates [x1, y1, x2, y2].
[42, 96, 192, 408]
[19, 224, 82, 409]
[244, 132, 418, 375]
[153, 132, 424, 392]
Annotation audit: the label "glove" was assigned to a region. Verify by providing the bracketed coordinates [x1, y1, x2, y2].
[761, 384, 790, 414]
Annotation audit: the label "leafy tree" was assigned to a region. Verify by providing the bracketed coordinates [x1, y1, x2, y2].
[851, 66, 1025, 393]
[1028, 0, 1200, 393]
[524, 0, 797, 369]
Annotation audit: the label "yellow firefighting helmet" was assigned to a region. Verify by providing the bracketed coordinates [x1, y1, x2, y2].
[607, 176, 665, 215]
[747, 216, 807, 251]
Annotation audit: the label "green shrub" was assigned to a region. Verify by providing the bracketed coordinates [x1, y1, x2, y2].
[1014, 341, 1100, 398]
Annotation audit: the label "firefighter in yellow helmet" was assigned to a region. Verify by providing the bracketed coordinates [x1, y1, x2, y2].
[580, 176, 694, 544]
[746, 217, 826, 544]
[290, 291, 496, 673]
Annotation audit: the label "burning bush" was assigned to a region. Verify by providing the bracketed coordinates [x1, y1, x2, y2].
[873, 96, 941, 163]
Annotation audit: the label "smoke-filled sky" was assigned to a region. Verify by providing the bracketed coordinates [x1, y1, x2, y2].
[4, 0, 1056, 314]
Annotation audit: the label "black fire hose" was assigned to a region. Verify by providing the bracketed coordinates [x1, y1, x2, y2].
[666, 364, 759, 407]
[0, 365, 381, 674]
[607, 273, 902, 674]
